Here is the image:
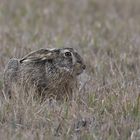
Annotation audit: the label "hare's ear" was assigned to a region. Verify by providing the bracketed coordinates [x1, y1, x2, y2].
[20, 49, 59, 63]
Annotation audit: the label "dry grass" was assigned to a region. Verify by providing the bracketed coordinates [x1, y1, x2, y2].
[0, 0, 140, 139]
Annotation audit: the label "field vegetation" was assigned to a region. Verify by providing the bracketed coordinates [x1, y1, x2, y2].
[0, 0, 140, 139]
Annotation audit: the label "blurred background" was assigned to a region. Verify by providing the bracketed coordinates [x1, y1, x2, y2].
[1, 0, 140, 139]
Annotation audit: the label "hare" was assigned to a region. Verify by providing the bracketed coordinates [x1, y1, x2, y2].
[3, 48, 86, 100]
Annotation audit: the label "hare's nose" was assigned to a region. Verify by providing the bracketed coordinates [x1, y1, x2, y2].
[82, 64, 86, 70]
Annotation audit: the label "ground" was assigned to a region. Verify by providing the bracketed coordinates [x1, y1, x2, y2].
[0, 0, 140, 139]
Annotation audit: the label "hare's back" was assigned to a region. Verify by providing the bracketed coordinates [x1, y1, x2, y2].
[3, 58, 20, 98]
[4, 58, 19, 79]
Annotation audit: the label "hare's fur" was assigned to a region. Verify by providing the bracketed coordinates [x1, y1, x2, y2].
[3, 48, 85, 100]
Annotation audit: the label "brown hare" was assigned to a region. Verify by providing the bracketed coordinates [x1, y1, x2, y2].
[3, 48, 86, 100]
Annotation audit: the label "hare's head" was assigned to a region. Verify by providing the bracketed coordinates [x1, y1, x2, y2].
[51, 48, 86, 76]
[20, 48, 86, 76]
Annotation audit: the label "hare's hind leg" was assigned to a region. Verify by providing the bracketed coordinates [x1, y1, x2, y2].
[3, 58, 19, 99]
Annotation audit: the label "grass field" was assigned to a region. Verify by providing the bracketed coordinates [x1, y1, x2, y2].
[0, 0, 140, 139]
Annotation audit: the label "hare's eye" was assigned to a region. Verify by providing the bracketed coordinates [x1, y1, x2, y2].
[65, 52, 72, 57]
